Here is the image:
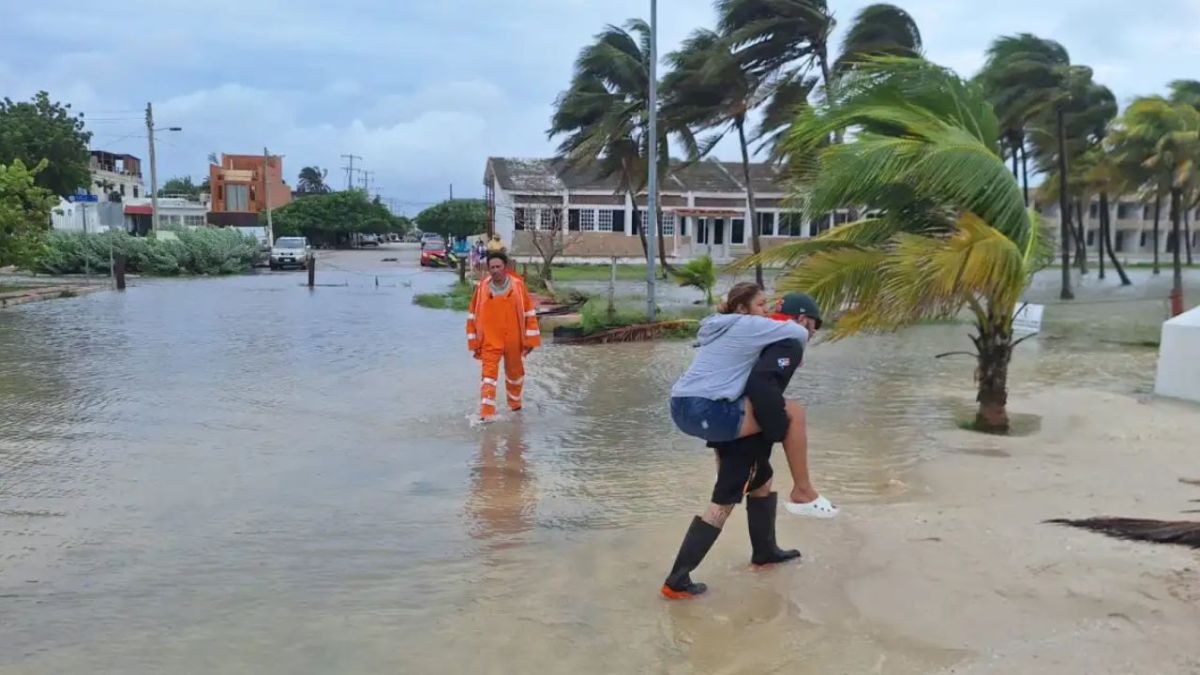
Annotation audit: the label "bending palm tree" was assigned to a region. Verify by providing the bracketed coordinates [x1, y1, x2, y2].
[977, 34, 1075, 297]
[297, 166, 330, 194]
[1111, 97, 1200, 315]
[548, 19, 685, 276]
[741, 58, 1049, 433]
[662, 29, 772, 285]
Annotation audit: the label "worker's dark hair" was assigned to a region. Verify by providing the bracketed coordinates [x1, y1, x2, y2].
[486, 250, 508, 265]
[717, 281, 763, 314]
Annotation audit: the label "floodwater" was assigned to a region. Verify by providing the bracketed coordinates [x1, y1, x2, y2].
[1, 248, 1196, 673]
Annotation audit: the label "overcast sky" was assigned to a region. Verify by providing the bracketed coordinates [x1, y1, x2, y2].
[4, 0, 1198, 214]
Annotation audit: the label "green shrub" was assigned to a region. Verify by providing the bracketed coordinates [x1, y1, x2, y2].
[31, 229, 258, 276]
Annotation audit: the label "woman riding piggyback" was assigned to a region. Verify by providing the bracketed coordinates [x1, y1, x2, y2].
[670, 282, 809, 443]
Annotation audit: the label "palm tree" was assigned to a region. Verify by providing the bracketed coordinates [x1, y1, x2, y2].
[662, 29, 771, 285]
[741, 58, 1049, 433]
[1028, 67, 1117, 277]
[978, 34, 1077, 298]
[1169, 79, 1200, 265]
[1111, 97, 1200, 315]
[672, 254, 717, 305]
[548, 19, 686, 277]
[717, 1, 921, 151]
[297, 166, 330, 194]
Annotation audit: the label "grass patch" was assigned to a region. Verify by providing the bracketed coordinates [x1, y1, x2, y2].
[414, 281, 474, 311]
[565, 297, 700, 339]
[0, 285, 38, 295]
[540, 263, 651, 283]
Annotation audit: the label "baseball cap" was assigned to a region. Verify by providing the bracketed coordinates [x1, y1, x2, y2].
[777, 292, 823, 329]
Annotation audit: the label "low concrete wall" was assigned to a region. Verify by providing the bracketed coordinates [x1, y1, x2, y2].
[1154, 305, 1200, 403]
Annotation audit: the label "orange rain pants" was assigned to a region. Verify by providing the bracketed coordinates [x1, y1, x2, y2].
[477, 287, 525, 417]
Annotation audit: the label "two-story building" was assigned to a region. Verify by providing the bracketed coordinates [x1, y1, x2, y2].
[483, 157, 846, 262]
[207, 153, 292, 227]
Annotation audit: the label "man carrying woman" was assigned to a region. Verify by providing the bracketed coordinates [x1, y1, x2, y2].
[660, 283, 835, 599]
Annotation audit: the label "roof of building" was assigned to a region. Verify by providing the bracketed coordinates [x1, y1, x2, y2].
[485, 157, 785, 195]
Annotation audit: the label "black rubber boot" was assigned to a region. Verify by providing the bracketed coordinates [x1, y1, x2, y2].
[747, 492, 802, 566]
[661, 516, 722, 599]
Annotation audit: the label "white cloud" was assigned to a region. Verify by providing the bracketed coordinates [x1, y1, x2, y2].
[3, 0, 1200, 209]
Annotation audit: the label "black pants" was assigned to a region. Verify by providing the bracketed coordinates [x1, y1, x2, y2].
[708, 338, 802, 506]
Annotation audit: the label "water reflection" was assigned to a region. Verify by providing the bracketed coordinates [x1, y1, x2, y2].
[465, 420, 534, 546]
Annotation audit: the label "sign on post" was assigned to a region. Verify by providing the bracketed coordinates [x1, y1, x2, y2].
[68, 192, 99, 203]
[1012, 303, 1044, 336]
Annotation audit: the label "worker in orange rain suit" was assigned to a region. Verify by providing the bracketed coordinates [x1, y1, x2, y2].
[466, 251, 541, 419]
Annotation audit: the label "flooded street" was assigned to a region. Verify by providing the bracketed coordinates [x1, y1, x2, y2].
[2, 248, 1197, 673]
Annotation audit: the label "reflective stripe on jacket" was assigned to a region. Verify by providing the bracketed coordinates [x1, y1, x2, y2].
[466, 275, 541, 352]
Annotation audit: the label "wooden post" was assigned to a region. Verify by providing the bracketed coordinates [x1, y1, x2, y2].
[458, 255, 466, 284]
[607, 256, 617, 320]
[307, 254, 316, 288]
[114, 255, 127, 291]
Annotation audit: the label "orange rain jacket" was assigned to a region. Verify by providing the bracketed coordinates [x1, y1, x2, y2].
[466, 274, 541, 353]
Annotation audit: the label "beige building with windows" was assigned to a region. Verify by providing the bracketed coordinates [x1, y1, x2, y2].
[483, 157, 849, 262]
[1037, 198, 1200, 258]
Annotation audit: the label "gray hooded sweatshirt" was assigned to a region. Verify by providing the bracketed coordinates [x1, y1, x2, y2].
[670, 314, 809, 401]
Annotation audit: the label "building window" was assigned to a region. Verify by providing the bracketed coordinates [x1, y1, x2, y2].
[1114, 231, 1126, 252]
[1140, 232, 1147, 247]
[1086, 230, 1095, 246]
[757, 211, 775, 236]
[133, 185, 139, 198]
[811, 216, 831, 237]
[1088, 202, 1098, 218]
[597, 210, 613, 232]
[1117, 202, 1134, 220]
[696, 218, 707, 244]
[225, 184, 249, 211]
[661, 212, 675, 236]
[730, 218, 745, 244]
[120, 184, 126, 196]
[610, 210, 625, 233]
[580, 209, 596, 232]
[778, 212, 804, 237]
[834, 211, 850, 225]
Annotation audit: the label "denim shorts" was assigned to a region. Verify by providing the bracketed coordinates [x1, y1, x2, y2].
[670, 396, 745, 443]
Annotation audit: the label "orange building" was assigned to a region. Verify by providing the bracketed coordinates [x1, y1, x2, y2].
[208, 154, 292, 225]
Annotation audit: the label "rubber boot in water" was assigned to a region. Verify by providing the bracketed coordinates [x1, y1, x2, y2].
[661, 516, 722, 599]
[747, 492, 801, 566]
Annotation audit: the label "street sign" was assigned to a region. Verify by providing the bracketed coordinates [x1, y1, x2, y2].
[1013, 303, 1044, 336]
[68, 193, 99, 203]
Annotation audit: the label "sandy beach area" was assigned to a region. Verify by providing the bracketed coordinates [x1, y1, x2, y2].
[397, 386, 1200, 674]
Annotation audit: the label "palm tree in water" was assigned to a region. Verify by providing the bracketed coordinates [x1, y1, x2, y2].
[740, 58, 1050, 433]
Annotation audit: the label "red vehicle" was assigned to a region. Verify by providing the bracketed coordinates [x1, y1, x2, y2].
[419, 237, 451, 267]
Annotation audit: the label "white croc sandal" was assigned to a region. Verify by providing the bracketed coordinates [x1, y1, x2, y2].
[785, 495, 839, 519]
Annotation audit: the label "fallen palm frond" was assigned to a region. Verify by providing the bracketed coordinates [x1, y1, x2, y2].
[557, 320, 698, 345]
[1046, 517, 1200, 549]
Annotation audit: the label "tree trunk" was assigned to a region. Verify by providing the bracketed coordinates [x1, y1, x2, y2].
[1153, 192, 1162, 275]
[1074, 201, 1088, 275]
[1056, 106, 1073, 300]
[1101, 191, 1132, 286]
[655, 200, 673, 278]
[630, 191, 648, 263]
[1097, 195, 1106, 280]
[818, 47, 842, 144]
[1185, 204, 1194, 266]
[737, 119, 764, 287]
[1010, 141, 1019, 179]
[974, 325, 1013, 434]
[1020, 142, 1030, 207]
[1171, 187, 1185, 316]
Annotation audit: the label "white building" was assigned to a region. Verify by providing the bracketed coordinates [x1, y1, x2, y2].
[1037, 198, 1200, 258]
[483, 157, 851, 262]
[87, 150, 144, 202]
[122, 197, 209, 236]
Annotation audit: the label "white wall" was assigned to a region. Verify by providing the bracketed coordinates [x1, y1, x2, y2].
[1154, 306, 1200, 404]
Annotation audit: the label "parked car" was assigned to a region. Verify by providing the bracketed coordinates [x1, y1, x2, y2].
[360, 234, 381, 247]
[269, 236, 311, 270]
[419, 237, 449, 267]
[420, 232, 442, 247]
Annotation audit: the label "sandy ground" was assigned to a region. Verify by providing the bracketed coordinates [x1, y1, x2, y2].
[833, 387, 1200, 674]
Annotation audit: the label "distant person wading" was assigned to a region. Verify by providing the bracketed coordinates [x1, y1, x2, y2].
[466, 252, 540, 420]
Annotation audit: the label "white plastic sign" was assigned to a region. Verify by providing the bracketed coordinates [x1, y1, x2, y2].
[1012, 303, 1044, 336]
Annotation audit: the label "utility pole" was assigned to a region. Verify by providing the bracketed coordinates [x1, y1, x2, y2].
[263, 147, 274, 246]
[449, 183, 454, 201]
[341, 154, 362, 190]
[145, 102, 180, 237]
[146, 102, 160, 236]
[645, 0, 659, 321]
